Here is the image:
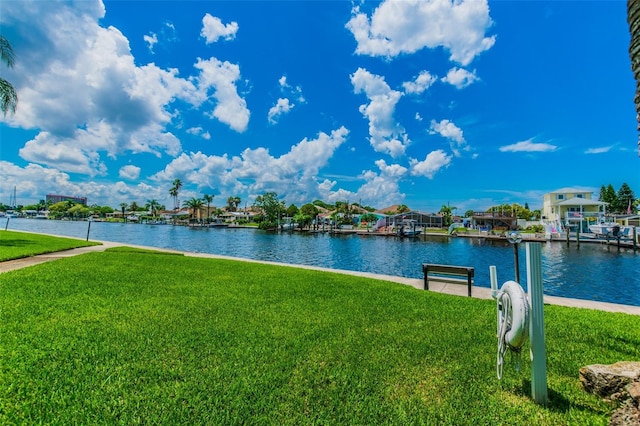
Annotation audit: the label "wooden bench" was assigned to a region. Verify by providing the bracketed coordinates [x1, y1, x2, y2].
[422, 263, 475, 297]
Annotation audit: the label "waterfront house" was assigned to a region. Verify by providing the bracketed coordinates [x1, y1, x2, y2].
[468, 211, 517, 232]
[541, 188, 608, 233]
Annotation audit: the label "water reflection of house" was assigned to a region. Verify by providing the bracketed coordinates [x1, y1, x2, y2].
[541, 189, 608, 233]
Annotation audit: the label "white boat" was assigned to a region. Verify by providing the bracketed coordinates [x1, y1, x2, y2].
[397, 219, 422, 237]
[588, 222, 630, 237]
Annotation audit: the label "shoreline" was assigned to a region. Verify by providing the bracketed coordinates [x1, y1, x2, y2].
[2, 229, 639, 315]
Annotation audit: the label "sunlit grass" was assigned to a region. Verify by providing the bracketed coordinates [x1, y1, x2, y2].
[0, 246, 637, 424]
[0, 230, 99, 261]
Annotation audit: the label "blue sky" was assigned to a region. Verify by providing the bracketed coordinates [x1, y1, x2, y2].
[1, 0, 638, 213]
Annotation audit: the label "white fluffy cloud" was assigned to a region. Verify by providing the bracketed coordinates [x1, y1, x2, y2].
[201, 13, 239, 43]
[351, 67, 408, 157]
[194, 57, 250, 133]
[186, 127, 211, 140]
[119, 165, 141, 180]
[144, 32, 158, 53]
[410, 150, 452, 179]
[402, 71, 437, 95]
[441, 67, 479, 89]
[352, 160, 408, 206]
[499, 139, 558, 153]
[0, 1, 200, 175]
[0, 161, 167, 207]
[429, 119, 469, 157]
[151, 127, 350, 204]
[268, 98, 294, 124]
[346, 0, 495, 65]
[278, 75, 305, 102]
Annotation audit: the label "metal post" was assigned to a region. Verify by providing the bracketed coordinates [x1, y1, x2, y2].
[513, 243, 520, 283]
[506, 231, 522, 283]
[526, 242, 548, 406]
[86, 220, 91, 241]
[489, 265, 498, 299]
[490, 265, 499, 335]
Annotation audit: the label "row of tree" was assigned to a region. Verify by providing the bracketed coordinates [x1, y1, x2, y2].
[598, 183, 635, 213]
[3, 183, 636, 226]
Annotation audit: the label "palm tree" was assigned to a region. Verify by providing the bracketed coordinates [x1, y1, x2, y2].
[439, 204, 457, 227]
[226, 196, 235, 212]
[0, 35, 17, 116]
[202, 194, 214, 223]
[146, 199, 160, 218]
[170, 179, 182, 210]
[183, 197, 204, 223]
[233, 196, 241, 211]
[119, 202, 128, 223]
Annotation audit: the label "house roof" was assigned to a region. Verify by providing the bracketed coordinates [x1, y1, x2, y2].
[555, 197, 607, 207]
[376, 205, 401, 214]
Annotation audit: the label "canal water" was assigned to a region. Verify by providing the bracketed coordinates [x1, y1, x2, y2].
[3, 218, 639, 306]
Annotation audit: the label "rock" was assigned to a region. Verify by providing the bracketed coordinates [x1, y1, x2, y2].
[580, 361, 640, 426]
[609, 400, 640, 426]
[580, 361, 640, 400]
[628, 382, 640, 404]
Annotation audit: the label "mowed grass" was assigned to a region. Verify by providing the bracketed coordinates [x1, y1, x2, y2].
[1, 247, 638, 425]
[0, 230, 99, 261]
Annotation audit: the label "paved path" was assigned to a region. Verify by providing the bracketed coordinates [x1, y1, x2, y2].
[2, 241, 639, 315]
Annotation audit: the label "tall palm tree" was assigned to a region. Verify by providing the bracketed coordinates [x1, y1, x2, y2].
[226, 196, 235, 212]
[169, 178, 182, 210]
[202, 194, 214, 223]
[0, 35, 17, 116]
[628, 0, 640, 155]
[119, 202, 128, 223]
[183, 197, 204, 223]
[146, 199, 160, 218]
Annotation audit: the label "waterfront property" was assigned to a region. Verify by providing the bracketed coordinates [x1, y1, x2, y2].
[541, 188, 608, 234]
[4, 217, 639, 306]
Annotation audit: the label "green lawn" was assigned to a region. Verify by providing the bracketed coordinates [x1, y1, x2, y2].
[0, 230, 99, 261]
[0, 245, 638, 424]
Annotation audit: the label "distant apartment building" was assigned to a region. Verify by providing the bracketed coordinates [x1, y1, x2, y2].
[46, 194, 87, 206]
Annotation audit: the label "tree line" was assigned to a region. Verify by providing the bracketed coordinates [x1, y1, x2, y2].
[2, 183, 636, 225]
[598, 182, 635, 213]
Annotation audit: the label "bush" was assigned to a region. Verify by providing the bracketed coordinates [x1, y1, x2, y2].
[526, 224, 544, 233]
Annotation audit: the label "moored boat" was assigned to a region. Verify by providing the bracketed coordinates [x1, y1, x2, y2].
[588, 222, 631, 237]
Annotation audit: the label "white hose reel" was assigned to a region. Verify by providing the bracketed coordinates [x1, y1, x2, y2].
[496, 280, 530, 379]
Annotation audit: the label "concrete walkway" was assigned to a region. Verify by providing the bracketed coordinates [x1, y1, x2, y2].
[2, 240, 639, 316]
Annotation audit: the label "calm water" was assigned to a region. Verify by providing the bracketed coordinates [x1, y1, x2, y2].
[3, 218, 639, 306]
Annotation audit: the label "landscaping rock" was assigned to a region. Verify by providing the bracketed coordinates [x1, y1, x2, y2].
[609, 400, 640, 426]
[579, 361, 640, 426]
[579, 361, 640, 400]
[628, 381, 640, 404]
